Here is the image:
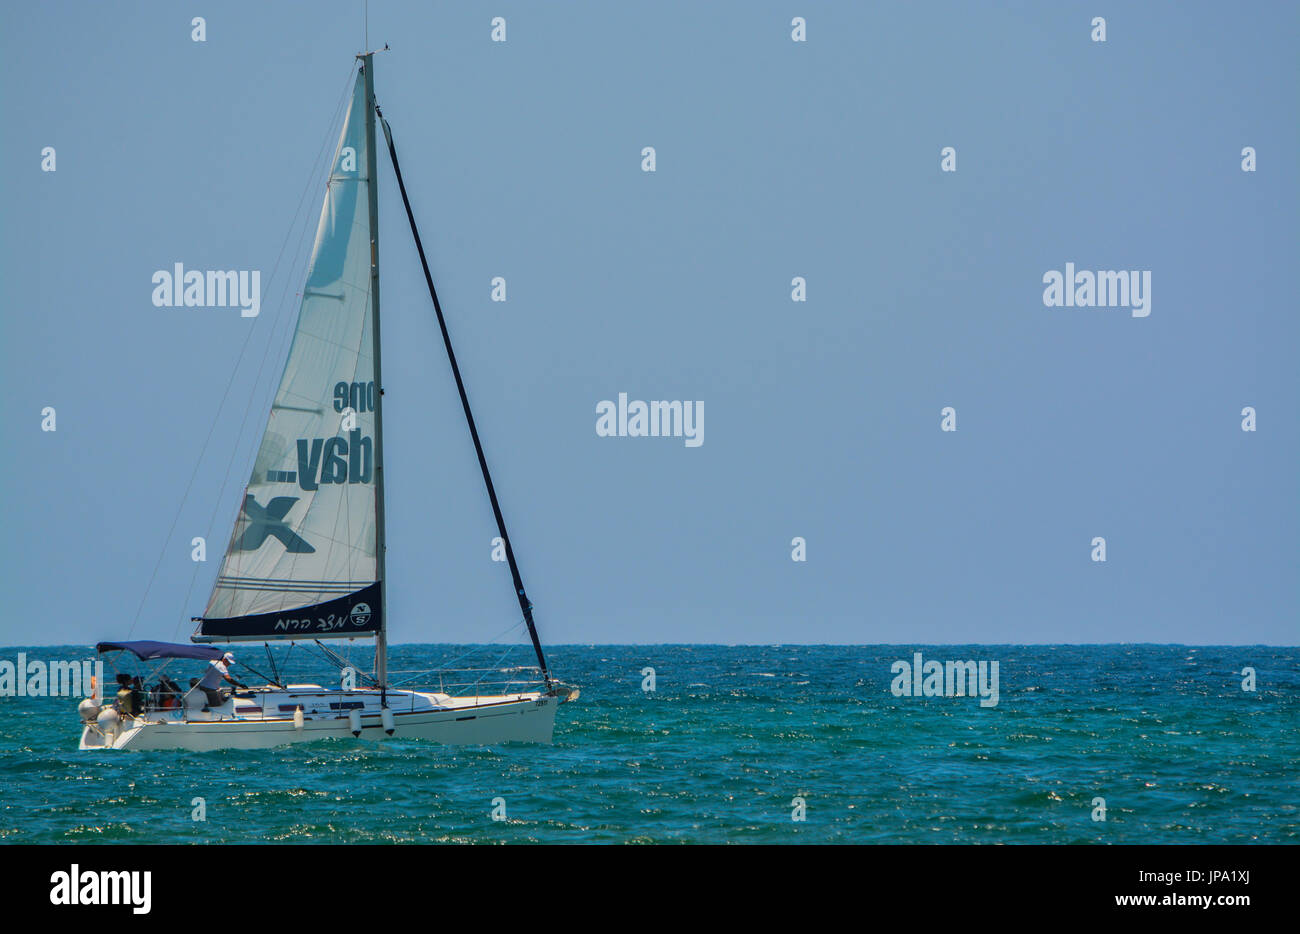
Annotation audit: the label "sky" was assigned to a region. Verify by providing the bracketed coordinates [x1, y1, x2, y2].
[2, 1, 1296, 647]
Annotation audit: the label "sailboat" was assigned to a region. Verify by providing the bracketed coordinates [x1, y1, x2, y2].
[78, 51, 576, 751]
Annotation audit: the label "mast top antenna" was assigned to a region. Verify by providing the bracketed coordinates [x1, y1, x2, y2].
[358, 0, 389, 58]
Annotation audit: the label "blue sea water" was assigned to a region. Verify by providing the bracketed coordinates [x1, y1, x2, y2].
[0, 644, 1295, 844]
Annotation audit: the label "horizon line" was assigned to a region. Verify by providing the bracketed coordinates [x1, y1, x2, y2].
[2, 641, 1296, 651]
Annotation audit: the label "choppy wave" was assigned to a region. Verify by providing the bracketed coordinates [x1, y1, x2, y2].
[0, 644, 1295, 843]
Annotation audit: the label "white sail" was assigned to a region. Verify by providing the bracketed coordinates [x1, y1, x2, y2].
[198, 70, 381, 641]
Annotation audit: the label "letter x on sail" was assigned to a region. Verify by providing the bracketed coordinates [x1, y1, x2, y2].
[235, 494, 315, 553]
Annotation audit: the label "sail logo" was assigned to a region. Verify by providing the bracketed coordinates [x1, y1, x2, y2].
[292, 431, 373, 491]
[265, 382, 376, 491]
[50, 864, 151, 914]
[890, 652, 1000, 708]
[1042, 264, 1151, 317]
[273, 612, 369, 634]
[596, 393, 704, 447]
[151, 263, 261, 317]
[350, 603, 371, 627]
[236, 494, 314, 554]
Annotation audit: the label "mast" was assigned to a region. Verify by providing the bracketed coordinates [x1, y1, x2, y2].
[377, 112, 551, 684]
[360, 52, 388, 689]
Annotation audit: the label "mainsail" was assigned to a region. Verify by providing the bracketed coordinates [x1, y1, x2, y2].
[196, 69, 382, 642]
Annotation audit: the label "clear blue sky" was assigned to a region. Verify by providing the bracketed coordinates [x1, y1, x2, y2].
[2, 1, 1296, 646]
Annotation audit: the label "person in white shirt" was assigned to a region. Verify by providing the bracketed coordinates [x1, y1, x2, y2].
[195, 652, 244, 709]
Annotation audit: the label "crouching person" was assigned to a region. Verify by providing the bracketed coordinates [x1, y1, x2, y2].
[192, 652, 245, 710]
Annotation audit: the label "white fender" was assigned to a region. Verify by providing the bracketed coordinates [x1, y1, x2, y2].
[96, 707, 121, 742]
[381, 707, 395, 736]
[293, 706, 304, 730]
[348, 708, 362, 737]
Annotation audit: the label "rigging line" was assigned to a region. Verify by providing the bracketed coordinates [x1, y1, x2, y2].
[175, 80, 361, 647]
[132, 343, 249, 639]
[242, 66, 360, 421]
[151, 76, 345, 643]
[191, 65, 360, 631]
[143, 62, 354, 641]
[464, 641, 526, 694]
[377, 107, 551, 683]
[387, 618, 529, 685]
[301, 641, 338, 672]
[264, 643, 281, 687]
[169, 64, 360, 641]
[341, 277, 375, 618]
[232, 657, 278, 689]
[213, 66, 357, 575]
[270, 273, 366, 613]
[235, 73, 366, 619]
[307, 271, 372, 624]
[312, 639, 379, 683]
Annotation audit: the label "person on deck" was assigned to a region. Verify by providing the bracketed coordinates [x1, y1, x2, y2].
[115, 673, 136, 717]
[196, 652, 245, 709]
[130, 676, 146, 713]
[157, 675, 183, 709]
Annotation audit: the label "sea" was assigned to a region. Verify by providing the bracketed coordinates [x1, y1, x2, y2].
[1, 644, 1295, 844]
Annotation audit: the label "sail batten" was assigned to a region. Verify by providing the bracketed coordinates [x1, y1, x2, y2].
[196, 69, 383, 643]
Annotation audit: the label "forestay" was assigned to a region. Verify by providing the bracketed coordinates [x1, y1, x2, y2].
[197, 70, 381, 642]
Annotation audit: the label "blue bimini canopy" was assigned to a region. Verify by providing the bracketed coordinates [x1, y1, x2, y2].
[96, 640, 225, 662]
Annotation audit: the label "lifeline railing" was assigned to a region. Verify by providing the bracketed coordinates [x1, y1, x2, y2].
[104, 666, 551, 723]
[386, 665, 547, 698]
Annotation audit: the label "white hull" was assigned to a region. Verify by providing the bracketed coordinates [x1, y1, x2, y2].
[79, 685, 570, 751]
